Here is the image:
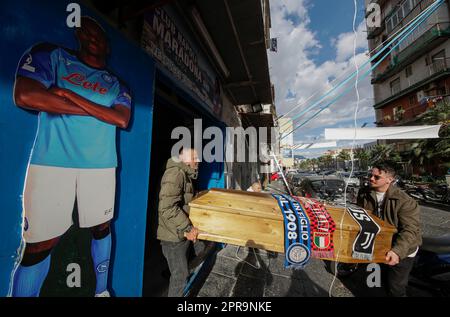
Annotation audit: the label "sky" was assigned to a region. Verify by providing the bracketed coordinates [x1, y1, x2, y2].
[268, 0, 376, 158]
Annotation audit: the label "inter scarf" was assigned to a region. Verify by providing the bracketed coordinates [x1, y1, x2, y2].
[295, 197, 336, 259]
[346, 205, 381, 261]
[272, 194, 311, 268]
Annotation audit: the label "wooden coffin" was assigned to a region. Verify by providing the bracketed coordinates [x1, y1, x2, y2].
[188, 188, 397, 264]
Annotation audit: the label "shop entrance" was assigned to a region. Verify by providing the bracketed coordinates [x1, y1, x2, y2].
[142, 76, 225, 296]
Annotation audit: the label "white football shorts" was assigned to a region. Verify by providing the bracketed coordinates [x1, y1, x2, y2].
[23, 164, 116, 243]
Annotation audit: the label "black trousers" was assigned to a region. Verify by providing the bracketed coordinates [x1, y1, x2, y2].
[383, 257, 415, 297]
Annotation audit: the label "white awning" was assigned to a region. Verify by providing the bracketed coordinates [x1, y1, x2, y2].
[294, 141, 337, 149]
[324, 125, 441, 140]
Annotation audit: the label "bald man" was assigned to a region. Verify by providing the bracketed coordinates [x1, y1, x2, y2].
[157, 148, 200, 297]
[247, 181, 262, 193]
[12, 16, 131, 297]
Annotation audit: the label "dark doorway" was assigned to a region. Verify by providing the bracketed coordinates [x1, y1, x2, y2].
[142, 74, 210, 296]
[142, 73, 226, 296]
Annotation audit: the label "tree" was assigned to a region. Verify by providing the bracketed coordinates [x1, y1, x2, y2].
[336, 150, 351, 169]
[408, 100, 450, 175]
[310, 158, 319, 171]
[299, 159, 313, 171]
[369, 144, 401, 165]
[354, 148, 370, 170]
[338, 150, 351, 162]
[319, 154, 334, 169]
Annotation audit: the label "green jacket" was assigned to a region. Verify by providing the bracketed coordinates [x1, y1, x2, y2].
[357, 185, 422, 260]
[157, 158, 198, 242]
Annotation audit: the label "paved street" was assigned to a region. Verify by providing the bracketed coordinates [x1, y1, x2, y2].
[195, 202, 450, 297]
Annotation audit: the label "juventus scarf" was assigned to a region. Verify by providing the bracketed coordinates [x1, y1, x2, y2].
[272, 194, 311, 268]
[295, 197, 336, 259]
[347, 205, 381, 261]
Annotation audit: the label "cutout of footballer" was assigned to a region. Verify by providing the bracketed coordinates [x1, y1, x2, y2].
[11, 16, 132, 297]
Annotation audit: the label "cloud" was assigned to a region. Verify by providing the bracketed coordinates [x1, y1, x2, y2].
[269, 0, 375, 143]
[334, 21, 369, 62]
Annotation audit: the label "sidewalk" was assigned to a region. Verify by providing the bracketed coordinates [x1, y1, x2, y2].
[196, 245, 355, 297]
[194, 203, 450, 297]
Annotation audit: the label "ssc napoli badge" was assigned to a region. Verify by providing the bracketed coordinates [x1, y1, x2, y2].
[286, 243, 310, 266]
[96, 260, 110, 273]
[102, 73, 113, 83]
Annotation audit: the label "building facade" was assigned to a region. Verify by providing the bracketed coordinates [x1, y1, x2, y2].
[366, 0, 450, 130]
[0, 0, 275, 297]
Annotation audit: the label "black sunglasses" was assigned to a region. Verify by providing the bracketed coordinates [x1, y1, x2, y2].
[368, 173, 382, 180]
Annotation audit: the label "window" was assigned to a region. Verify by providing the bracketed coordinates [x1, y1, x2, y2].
[386, 0, 415, 35]
[397, 6, 404, 20]
[402, 0, 412, 15]
[436, 87, 447, 97]
[409, 94, 417, 106]
[391, 78, 401, 95]
[392, 14, 398, 27]
[405, 65, 413, 77]
[432, 50, 446, 62]
[386, 18, 393, 33]
[393, 106, 405, 121]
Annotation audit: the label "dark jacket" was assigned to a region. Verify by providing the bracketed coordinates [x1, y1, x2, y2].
[357, 185, 422, 260]
[157, 158, 198, 242]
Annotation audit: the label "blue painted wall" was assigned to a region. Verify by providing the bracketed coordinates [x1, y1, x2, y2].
[0, 0, 155, 296]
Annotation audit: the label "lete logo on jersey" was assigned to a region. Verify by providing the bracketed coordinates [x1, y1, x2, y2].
[62, 73, 109, 95]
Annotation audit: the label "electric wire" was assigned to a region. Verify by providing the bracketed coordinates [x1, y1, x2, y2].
[278, 0, 443, 135]
[328, 0, 361, 297]
[276, 0, 437, 124]
[281, 0, 444, 141]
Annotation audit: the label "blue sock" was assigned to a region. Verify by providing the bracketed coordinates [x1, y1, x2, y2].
[12, 255, 51, 297]
[91, 234, 111, 294]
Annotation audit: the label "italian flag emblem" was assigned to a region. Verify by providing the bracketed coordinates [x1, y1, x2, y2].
[314, 233, 331, 249]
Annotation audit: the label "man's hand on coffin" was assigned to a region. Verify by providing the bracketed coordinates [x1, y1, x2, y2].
[185, 227, 199, 242]
[386, 250, 400, 266]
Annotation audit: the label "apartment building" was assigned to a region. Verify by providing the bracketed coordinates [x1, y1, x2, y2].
[366, 0, 450, 150]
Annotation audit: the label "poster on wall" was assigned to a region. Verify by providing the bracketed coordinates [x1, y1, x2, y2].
[0, 0, 155, 297]
[141, 6, 222, 117]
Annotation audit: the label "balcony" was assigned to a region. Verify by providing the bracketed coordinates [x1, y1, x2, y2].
[374, 60, 450, 109]
[372, 22, 450, 84]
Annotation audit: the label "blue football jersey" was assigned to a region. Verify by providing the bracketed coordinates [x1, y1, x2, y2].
[16, 43, 132, 168]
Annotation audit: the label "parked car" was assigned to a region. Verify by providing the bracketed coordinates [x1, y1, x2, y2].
[289, 173, 315, 192]
[319, 170, 336, 176]
[295, 176, 346, 203]
[336, 171, 360, 187]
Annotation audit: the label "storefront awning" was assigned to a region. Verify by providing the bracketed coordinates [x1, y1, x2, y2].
[91, 0, 273, 106]
[324, 125, 442, 140]
[240, 112, 275, 129]
[177, 0, 273, 105]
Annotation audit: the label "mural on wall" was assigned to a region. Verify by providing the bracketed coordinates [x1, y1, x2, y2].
[10, 16, 132, 297]
[0, 0, 155, 298]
